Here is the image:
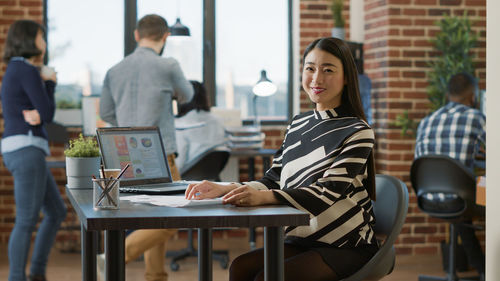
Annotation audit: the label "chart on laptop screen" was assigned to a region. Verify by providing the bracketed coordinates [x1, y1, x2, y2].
[99, 130, 169, 180]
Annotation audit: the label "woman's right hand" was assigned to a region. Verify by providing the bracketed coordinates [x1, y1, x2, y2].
[185, 180, 234, 200]
[40, 66, 57, 82]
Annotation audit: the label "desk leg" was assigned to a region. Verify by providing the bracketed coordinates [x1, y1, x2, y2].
[264, 226, 284, 281]
[105, 230, 125, 281]
[248, 157, 257, 250]
[198, 228, 213, 281]
[81, 224, 97, 281]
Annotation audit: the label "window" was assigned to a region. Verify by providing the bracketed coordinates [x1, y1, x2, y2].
[46, 0, 294, 122]
[47, 0, 124, 108]
[138, 0, 203, 81]
[215, 0, 290, 121]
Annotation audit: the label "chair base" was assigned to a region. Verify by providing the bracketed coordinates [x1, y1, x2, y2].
[418, 274, 481, 281]
[166, 229, 229, 271]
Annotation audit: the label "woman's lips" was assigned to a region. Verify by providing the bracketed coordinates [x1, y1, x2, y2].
[311, 87, 325, 94]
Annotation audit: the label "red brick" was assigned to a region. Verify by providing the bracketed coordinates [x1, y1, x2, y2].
[415, 0, 437, 4]
[465, 0, 485, 6]
[20, 0, 41, 7]
[402, 236, 426, 244]
[415, 226, 438, 234]
[403, 8, 426, 16]
[2, 9, 25, 16]
[402, 29, 425, 37]
[440, 0, 462, 4]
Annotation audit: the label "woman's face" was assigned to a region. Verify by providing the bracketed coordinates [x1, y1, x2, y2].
[302, 48, 345, 111]
[34, 29, 46, 58]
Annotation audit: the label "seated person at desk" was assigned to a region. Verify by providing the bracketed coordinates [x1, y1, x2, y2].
[175, 81, 226, 172]
[186, 37, 378, 281]
[414, 72, 485, 277]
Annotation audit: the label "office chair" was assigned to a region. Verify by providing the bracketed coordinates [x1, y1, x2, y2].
[167, 148, 230, 271]
[410, 155, 484, 281]
[341, 174, 409, 281]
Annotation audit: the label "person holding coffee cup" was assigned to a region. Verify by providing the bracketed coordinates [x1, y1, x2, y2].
[1, 20, 66, 281]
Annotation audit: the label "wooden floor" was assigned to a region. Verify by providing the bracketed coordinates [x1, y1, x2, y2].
[0, 235, 480, 281]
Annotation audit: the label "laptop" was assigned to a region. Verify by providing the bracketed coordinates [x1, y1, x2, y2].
[96, 126, 189, 195]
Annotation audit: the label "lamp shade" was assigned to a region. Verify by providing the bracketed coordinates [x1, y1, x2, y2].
[170, 18, 190, 36]
[252, 70, 277, 97]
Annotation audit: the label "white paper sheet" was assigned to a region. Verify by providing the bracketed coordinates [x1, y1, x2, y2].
[121, 195, 223, 208]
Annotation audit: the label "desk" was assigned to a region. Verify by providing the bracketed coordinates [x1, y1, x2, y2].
[229, 148, 277, 249]
[66, 188, 308, 281]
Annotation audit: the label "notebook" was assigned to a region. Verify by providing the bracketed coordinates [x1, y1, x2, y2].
[96, 126, 189, 195]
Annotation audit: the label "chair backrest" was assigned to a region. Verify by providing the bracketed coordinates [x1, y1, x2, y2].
[410, 154, 477, 218]
[180, 148, 230, 181]
[341, 174, 409, 281]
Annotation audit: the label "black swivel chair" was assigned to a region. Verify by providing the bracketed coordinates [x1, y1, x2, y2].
[167, 147, 231, 271]
[410, 155, 484, 281]
[340, 174, 409, 281]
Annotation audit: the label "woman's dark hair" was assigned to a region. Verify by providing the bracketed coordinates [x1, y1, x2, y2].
[302, 37, 376, 200]
[3, 20, 45, 63]
[177, 81, 211, 117]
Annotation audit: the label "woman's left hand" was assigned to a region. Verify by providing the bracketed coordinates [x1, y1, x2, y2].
[22, 109, 41, 125]
[222, 185, 278, 206]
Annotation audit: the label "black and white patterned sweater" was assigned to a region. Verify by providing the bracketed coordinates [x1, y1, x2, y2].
[244, 105, 376, 249]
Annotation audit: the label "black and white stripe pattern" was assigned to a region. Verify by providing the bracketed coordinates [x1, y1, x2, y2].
[245, 106, 376, 248]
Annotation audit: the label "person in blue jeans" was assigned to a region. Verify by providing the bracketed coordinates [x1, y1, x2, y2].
[1, 20, 67, 281]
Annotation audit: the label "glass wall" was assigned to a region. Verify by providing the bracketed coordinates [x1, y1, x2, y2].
[138, 0, 203, 81]
[47, 0, 124, 108]
[47, 0, 291, 122]
[216, 0, 289, 120]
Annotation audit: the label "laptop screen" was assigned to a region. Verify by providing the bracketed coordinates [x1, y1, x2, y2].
[97, 127, 172, 185]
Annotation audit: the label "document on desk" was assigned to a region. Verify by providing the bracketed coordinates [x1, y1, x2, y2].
[122, 195, 223, 207]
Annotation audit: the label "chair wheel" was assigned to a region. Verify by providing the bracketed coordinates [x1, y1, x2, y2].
[170, 262, 180, 271]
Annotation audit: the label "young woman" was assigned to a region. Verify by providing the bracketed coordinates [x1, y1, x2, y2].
[174, 80, 226, 171]
[185, 37, 377, 281]
[1, 20, 67, 281]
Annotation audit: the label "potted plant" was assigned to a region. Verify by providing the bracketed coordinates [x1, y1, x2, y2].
[65, 133, 101, 189]
[330, 0, 345, 39]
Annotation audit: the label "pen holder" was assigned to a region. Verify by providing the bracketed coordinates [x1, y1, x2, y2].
[93, 178, 120, 210]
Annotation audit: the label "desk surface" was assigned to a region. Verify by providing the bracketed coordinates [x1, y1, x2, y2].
[66, 188, 309, 231]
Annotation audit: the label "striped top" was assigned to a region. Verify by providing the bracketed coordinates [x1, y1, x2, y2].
[243, 105, 376, 249]
[415, 102, 486, 171]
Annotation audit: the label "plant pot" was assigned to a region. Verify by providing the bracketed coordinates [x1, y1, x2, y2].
[65, 156, 100, 189]
[331, 27, 345, 40]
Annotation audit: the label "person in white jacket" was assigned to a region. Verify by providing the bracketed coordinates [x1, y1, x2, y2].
[175, 81, 227, 172]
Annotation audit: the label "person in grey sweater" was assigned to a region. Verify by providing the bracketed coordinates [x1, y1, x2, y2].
[99, 14, 193, 281]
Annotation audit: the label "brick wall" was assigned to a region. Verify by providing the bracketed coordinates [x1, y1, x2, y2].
[0, 0, 487, 257]
[364, 0, 486, 256]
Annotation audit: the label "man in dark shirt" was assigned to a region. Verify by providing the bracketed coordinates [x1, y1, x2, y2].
[415, 72, 485, 278]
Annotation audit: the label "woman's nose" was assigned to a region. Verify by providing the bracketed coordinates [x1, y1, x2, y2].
[312, 71, 323, 83]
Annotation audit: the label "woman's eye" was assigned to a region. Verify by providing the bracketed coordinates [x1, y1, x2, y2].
[305, 66, 314, 71]
[324, 68, 334, 73]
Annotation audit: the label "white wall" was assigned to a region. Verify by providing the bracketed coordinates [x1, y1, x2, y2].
[486, 0, 499, 279]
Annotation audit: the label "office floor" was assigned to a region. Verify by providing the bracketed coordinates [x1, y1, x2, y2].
[0, 235, 480, 281]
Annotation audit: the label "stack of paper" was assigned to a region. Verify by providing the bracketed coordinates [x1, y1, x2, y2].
[121, 195, 223, 208]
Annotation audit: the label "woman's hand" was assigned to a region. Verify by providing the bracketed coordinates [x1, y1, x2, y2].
[222, 185, 279, 207]
[185, 180, 234, 200]
[40, 66, 57, 82]
[22, 109, 41, 125]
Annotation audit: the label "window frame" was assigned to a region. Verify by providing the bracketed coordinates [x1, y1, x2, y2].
[45, 0, 296, 124]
